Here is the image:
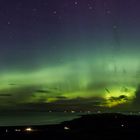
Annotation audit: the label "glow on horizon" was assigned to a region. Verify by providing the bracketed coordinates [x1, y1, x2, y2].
[104, 87, 136, 107]
[0, 55, 139, 108]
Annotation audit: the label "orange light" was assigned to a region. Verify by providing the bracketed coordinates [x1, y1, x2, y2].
[25, 127, 32, 132]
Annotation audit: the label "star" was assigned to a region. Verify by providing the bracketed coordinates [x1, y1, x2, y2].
[53, 11, 57, 15]
[32, 8, 37, 12]
[113, 25, 118, 29]
[87, 3, 95, 12]
[89, 6, 93, 10]
[106, 9, 111, 15]
[121, 124, 124, 127]
[7, 21, 11, 25]
[74, 1, 78, 5]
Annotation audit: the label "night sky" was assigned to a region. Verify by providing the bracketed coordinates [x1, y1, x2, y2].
[0, 0, 140, 112]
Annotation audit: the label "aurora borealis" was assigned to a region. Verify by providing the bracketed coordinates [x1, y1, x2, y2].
[0, 0, 140, 112]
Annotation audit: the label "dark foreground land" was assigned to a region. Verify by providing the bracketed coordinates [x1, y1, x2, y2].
[0, 113, 140, 139]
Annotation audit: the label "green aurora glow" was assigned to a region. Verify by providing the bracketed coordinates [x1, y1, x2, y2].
[0, 0, 140, 111]
[0, 51, 139, 109]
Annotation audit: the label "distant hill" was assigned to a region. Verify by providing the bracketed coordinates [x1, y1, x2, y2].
[1, 113, 140, 139]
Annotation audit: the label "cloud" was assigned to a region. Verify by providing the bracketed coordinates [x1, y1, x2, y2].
[0, 94, 12, 97]
[0, 85, 62, 105]
[50, 96, 105, 105]
[9, 96, 106, 111]
[108, 95, 128, 102]
[36, 88, 61, 94]
[36, 89, 52, 93]
[0, 85, 40, 106]
[56, 96, 67, 99]
[105, 88, 110, 93]
[8, 83, 17, 86]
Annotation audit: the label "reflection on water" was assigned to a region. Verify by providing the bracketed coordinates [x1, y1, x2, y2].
[0, 112, 82, 126]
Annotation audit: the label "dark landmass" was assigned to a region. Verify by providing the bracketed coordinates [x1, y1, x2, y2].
[0, 113, 140, 139]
